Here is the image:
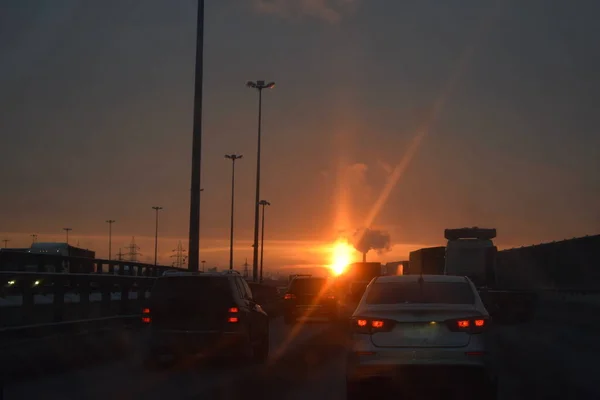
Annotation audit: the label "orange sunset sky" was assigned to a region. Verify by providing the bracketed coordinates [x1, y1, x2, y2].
[1, 1, 598, 273]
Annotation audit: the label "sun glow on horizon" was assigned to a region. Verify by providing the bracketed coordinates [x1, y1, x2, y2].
[328, 238, 355, 276]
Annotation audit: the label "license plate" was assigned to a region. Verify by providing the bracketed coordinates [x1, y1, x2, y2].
[399, 324, 437, 339]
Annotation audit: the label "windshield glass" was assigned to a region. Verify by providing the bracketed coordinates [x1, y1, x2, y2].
[365, 282, 475, 305]
[289, 278, 328, 294]
[151, 277, 232, 303]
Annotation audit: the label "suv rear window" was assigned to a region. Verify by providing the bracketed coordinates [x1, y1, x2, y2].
[365, 281, 475, 305]
[150, 276, 232, 303]
[289, 278, 328, 294]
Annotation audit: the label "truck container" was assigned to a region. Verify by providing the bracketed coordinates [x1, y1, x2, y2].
[406, 247, 446, 275]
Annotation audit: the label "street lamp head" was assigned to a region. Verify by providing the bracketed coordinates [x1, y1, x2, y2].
[152, 206, 163, 211]
[259, 200, 271, 206]
[247, 80, 275, 90]
[225, 154, 243, 160]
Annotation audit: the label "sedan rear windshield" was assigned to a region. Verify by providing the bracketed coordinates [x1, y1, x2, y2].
[365, 281, 475, 305]
[150, 277, 232, 304]
[290, 278, 328, 294]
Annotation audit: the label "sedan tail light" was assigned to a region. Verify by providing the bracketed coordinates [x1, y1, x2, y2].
[351, 317, 395, 334]
[445, 316, 489, 334]
[284, 293, 296, 300]
[141, 307, 151, 324]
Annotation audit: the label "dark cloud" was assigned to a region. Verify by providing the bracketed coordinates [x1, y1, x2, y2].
[353, 228, 391, 255]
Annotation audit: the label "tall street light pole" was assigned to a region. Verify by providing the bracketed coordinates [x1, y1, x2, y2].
[225, 154, 243, 270]
[2, 239, 9, 248]
[152, 207, 163, 265]
[201, 260, 206, 272]
[258, 200, 270, 283]
[188, 0, 205, 272]
[63, 228, 72, 245]
[106, 220, 115, 260]
[246, 80, 275, 282]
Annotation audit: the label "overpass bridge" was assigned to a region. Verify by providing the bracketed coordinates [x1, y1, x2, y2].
[1, 236, 599, 399]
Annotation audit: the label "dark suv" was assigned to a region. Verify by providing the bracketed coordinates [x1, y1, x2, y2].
[283, 275, 337, 324]
[142, 271, 269, 367]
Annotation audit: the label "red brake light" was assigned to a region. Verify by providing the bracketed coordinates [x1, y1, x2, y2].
[351, 317, 394, 334]
[457, 320, 470, 328]
[228, 306, 239, 323]
[284, 293, 296, 300]
[371, 320, 384, 329]
[447, 316, 488, 333]
[141, 307, 151, 323]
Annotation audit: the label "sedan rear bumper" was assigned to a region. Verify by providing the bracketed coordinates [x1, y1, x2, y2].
[347, 363, 494, 386]
[346, 348, 491, 380]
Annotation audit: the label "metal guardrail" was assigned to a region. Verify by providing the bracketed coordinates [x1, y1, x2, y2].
[0, 271, 154, 328]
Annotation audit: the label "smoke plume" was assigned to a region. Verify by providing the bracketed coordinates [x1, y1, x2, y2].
[353, 228, 391, 255]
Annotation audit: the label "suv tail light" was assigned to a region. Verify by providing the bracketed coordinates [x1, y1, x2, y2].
[445, 316, 489, 334]
[228, 307, 239, 323]
[141, 307, 151, 324]
[351, 317, 395, 334]
[284, 293, 296, 300]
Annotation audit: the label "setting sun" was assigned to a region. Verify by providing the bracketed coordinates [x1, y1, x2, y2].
[329, 238, 355, 276]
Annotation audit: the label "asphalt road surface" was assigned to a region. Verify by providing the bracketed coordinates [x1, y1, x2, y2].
[4, 304, 599, 399]
[3, 317, 332, 400]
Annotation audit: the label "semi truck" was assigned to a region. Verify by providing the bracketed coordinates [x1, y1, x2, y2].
[406, 228, 537, 323]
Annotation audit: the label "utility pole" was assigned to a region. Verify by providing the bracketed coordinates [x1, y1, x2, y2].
[201, 260, 206, 272]
[30, 234, 38, 245]
[188, 0, 205, 272]
[1, 239, 9, 248]
[246, 80, 276, 281]
[106, 220, 115, 260]
[116, 248, 125, 261]
[152, 206, 163, 266]
[243, 258, 249, 279]
[126, 237, 141, 262]
[225, 154, 242, 270]
[258, 200, 271, 283]
[63, 228, 72, 245]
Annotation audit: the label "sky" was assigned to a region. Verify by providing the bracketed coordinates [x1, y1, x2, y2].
[1, 0, 599, 271]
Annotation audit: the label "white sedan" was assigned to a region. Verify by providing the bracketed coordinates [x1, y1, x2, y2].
[346, 274, 497, 399]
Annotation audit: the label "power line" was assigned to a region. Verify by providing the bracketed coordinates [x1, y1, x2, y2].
[116, 248, 126, 261]
[170, 241, 187, 268]
[125, 236, 141, 262]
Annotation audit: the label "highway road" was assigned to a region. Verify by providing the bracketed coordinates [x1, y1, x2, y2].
[4, 302, 600, 399]
[3, 317, 332, 400]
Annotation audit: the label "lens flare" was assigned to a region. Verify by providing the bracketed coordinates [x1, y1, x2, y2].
[329, 238, 354, 275]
